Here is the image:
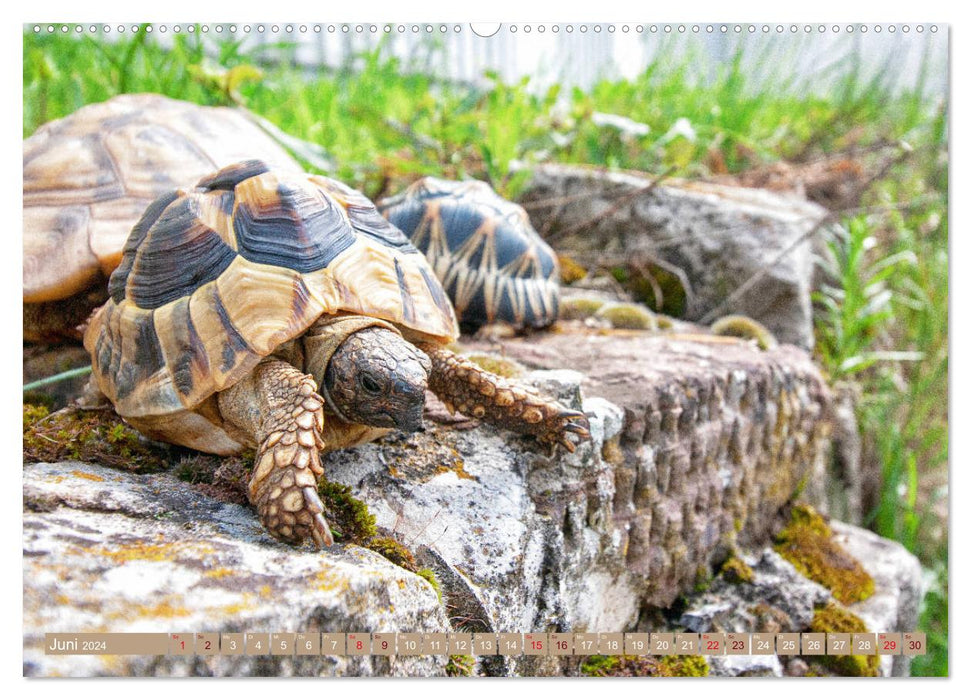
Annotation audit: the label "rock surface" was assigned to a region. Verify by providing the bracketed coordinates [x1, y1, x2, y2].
[519, 163, 829, 348]
[23, 329, 919, 677]
[830, 521, 926, 677]
[463, 327, 834, 606]
[675, 525, 924, 677]
[23, 461, 450, 678]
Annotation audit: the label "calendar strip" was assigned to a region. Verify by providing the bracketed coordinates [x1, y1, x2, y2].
[42, 632, 926, 657]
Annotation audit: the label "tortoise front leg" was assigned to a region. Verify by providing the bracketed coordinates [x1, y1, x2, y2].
[419, 344, 591, 452]
[218, 359, 333, 548]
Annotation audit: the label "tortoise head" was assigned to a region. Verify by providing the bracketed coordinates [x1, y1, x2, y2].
[323, 327, 431, 432]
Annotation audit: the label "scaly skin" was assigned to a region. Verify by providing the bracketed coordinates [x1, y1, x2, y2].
[420, 344, 590, 452]
[218, 359, 332, 548]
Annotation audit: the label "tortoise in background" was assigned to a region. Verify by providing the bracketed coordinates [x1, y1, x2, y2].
[23, 96, 566, 343]
[379, 177, 561, 331]
[23, 93, 300, 342]
[84, 160, 589, 548]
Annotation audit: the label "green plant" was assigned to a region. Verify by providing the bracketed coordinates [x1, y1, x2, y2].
[814, 217, 919, 379]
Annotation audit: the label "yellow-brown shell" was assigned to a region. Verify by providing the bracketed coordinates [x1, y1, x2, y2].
[83, 161, 458, 420]
[23, 93, 300, 304]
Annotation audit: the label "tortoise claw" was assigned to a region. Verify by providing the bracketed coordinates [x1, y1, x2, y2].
[540, 410, 591, 455]
[304, 485, 334, 548]
[313, 513, 333, 548]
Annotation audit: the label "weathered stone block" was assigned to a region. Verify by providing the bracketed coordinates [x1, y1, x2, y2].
[519, 164, 829, 348]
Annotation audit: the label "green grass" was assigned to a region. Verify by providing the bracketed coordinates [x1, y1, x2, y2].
[22, 27, 948, 676]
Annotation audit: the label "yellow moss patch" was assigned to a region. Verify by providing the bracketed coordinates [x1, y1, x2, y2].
[710, 315, 778, 351]
[215, 594, 256, 616]
[464, 353, 525, 379]
[558, 254, 588, 284]
[560, 297, 607, 320]
[810, 601, 879, 677]
[655, 314, 675, 330]
[774, 505, 874, 605]
[369, 537, 418, 572]
[720, 556, 755, 584]
[656, 655, 709, 677]
[595, 303, 659, 331]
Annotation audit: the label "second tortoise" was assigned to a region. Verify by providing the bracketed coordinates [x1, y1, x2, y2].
[379, 177, 561, 331]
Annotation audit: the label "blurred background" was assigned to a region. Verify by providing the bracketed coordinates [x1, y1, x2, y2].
[23, 23, 948, 675]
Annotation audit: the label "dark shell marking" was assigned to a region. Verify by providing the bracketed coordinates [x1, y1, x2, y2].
[86, 160, 458, 419]
[379, 177, 560, 328]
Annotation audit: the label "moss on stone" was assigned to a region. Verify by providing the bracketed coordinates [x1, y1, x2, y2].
[720, 555, 755, 584]
[560, 297, 607, 320]
[580, 654, 708, 677]
[558, 254, 588, 284]
[710, 315, 778, 351]
[23, 404, 168, 472]
[317, 481, 377, 544]
[693, 566, 713, 593]
[656, 655, 709, 677]
[579, 655, 619, 676]
[368, 536, 417, 571]
[655, 314, 675, 330]
[773, 504, 875, 605]
[416, 567, 442, 601]
[464, 353, 525, 379]
[809, 601, 879, 677]
[445, 654, 475, 676]
[596, 303, 659, 331]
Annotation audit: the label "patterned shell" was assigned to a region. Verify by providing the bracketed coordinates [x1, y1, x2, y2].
[83, 161, 458, 420]
[378, 177, 560, 328]
[24, 93, 300, 304]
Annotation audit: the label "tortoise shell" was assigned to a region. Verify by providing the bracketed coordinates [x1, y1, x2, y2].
[83, 160, 458, 421]
[23, 93, 300, 305]
[378, 177, 560, 329]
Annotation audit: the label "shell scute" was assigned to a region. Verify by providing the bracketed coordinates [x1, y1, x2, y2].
[232, 172, 357, 273]
[197, 159, 272, 191]
[124, 196, 237, 309]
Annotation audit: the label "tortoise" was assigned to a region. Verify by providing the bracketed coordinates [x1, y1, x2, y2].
[23, 93, 300, 342]
[378, 177, 560, 331]
[83, 160, 590, 549]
